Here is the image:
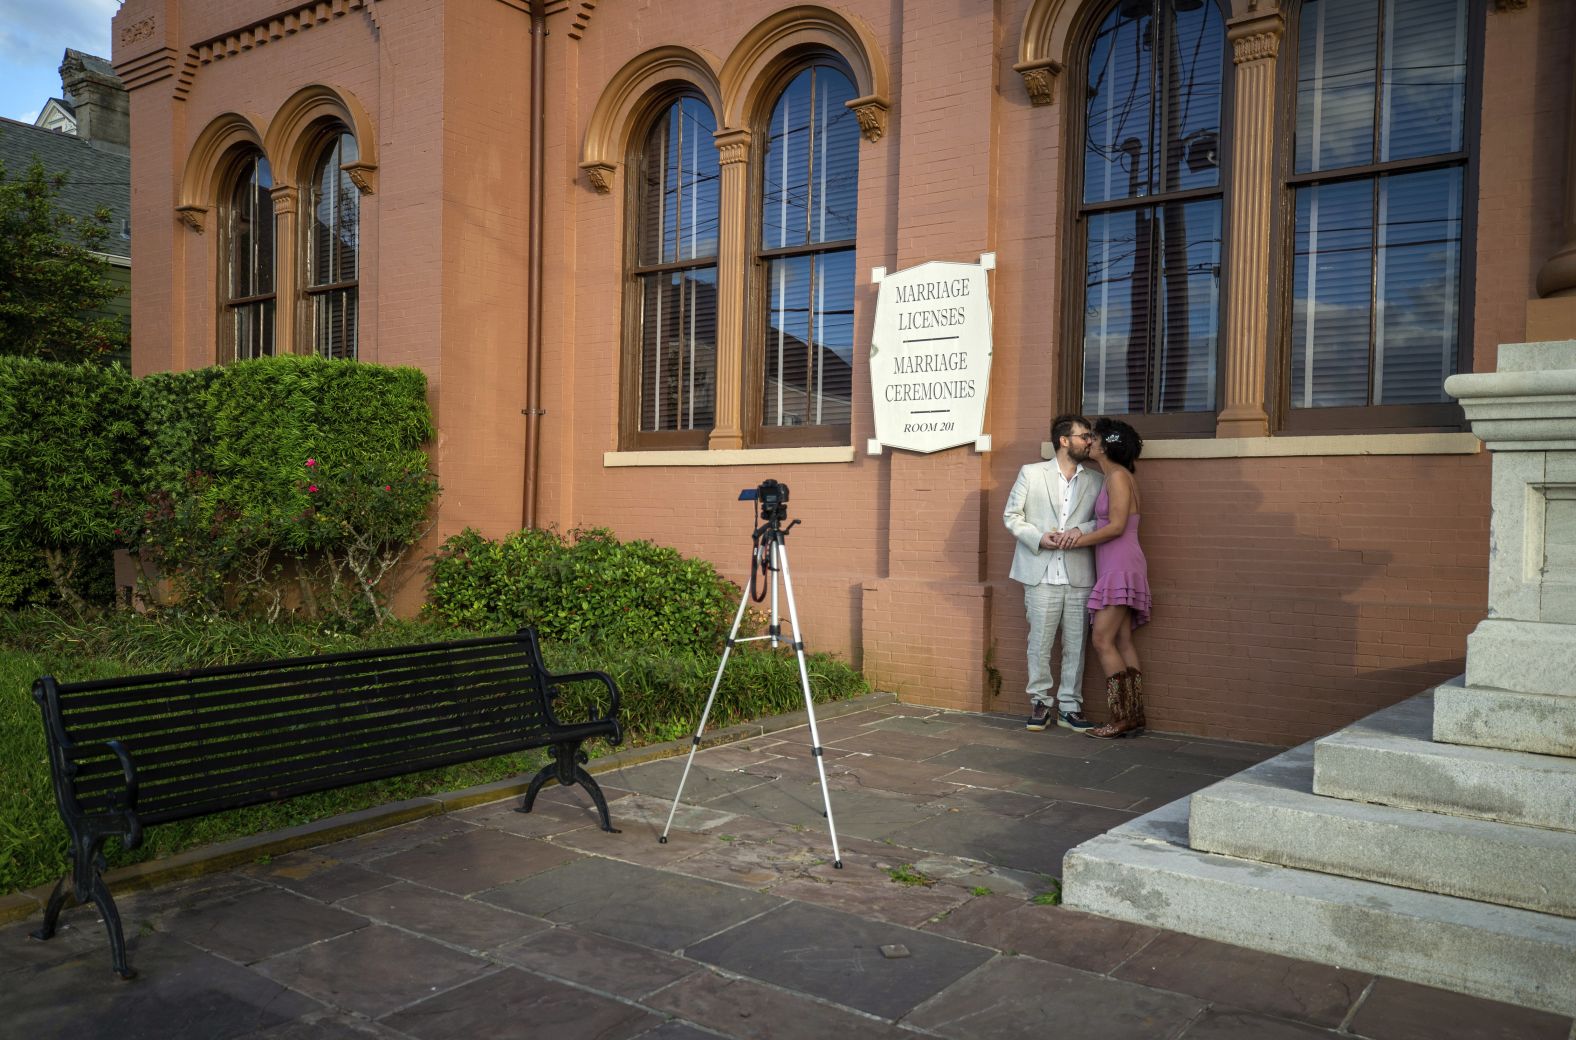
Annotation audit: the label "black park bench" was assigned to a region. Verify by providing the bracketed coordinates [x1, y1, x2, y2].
[30, 627, 622, 979]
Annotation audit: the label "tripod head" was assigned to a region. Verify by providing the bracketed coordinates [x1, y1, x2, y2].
[739, 479, 799, 541]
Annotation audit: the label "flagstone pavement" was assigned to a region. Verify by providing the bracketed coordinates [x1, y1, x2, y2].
[4, 698, 1573, 1040]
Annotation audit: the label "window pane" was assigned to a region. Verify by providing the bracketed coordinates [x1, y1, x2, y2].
[310, 133, 360, 290]
[1290, 179, 1374, 408]
[761, 67, 859, 249]
[1082, 208, 1154, 415]
[312, 287, 358, 362]
[1084, 4, 1154, 204]
[638, 267, 717, 432]
[1382, 0, 1467, 162]
[1295, 0, 1378, 174]
[638, 97, 720, 266]
[1153, 198, 1221, 412]
[1160, 0, 1225, 195]
[1376, 167, 1462, 404]
[762, 250, 853, 428]
[229, 155, 273, 299]
[233, 300, 274, 362]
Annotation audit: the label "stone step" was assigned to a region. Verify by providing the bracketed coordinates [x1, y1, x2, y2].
[1311, 693, 1576, 832]
[1189, 742, 1576, 918]
[1062, 795, 1576, 1017]
[1432, 675, 1576, 758]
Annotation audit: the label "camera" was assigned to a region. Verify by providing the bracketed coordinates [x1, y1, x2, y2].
[739, 479, 791, 525]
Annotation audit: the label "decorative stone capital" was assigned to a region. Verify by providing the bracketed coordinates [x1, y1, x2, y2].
[1227, 11, 1284, 65]
[846, 95, 888, 142]
[340, 160, 377, 196]
[269, 185, 299, 215]
[1012, 58, 1062, 107]
[579, 160, 617, 194]
[712, 129, 752, 166]
[175, 204, 207, 233]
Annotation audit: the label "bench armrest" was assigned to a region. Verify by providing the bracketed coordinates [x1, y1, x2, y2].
[541, 669, 623, 744]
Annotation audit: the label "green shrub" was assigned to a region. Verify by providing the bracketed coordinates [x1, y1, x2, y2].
[0, 356, 140, 609]
[427, 527, 744, 655]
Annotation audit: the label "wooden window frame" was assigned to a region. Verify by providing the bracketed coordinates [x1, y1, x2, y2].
[1059, 0, 1236, 440]
[302, 128, 360, 361]
[1268, 0, 1483, 436]
[217, 151, 275, 364]
[744, 60, 859, 450]
[619, 91, 722, 452]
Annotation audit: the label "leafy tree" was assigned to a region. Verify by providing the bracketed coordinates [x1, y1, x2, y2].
[0, 158, 128, 362]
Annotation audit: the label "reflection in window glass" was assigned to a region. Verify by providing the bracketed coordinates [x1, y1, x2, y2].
[1290, 0, 1468, 410]
[224, 153, 274, 362]
[758, 67, 859, 433]
[1079, 0, 1226, 417]
[307, 133, 359, 360]
[634, 97, 720, 434]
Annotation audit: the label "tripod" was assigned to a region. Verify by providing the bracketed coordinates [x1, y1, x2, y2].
[658, 507, 843, 868]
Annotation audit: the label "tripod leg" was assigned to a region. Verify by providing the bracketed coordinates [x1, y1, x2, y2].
[774, 541, 844, 869]
[660, 587, 753, 844]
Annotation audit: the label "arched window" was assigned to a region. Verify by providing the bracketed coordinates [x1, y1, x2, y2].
[1285, 0, 1473, 428]
[754, 65, 859, 445]
[306, 132, 360, 360]
[221, 153, 275, 361]
[627, 96, 720, 447]
[1075, 0, 1228, 432]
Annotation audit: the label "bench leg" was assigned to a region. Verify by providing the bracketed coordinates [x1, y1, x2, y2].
[517, 742, 619, 833]
[30, 875, 69, 942]
[88, 873, 136, 980]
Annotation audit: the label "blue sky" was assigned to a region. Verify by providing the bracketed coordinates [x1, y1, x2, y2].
[0, 0, 119, 124]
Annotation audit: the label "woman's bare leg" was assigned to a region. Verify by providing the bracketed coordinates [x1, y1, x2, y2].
[1090, 605, 1130, 677]
[1114, 616, 1141, 673]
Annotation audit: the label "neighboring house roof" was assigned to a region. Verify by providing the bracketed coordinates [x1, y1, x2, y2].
[35, 98, 78, 134]
[0, 115, 131, 259]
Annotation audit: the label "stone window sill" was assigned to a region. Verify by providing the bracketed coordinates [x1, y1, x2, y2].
[1039, 432, 1482, 461]
[603, 446, 857, 467]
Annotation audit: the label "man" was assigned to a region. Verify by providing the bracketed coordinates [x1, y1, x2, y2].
[1003, 414, 1104, 731]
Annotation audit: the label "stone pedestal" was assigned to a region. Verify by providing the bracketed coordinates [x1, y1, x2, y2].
[1438, 342, 1576, 756]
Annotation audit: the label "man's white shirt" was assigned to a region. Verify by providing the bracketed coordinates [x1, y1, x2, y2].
[1040, 462, 1085, 587]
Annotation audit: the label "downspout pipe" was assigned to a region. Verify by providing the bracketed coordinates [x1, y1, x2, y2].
[523, 0, 548, 529]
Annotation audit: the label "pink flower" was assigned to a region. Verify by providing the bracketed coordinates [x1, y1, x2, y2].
[307, 485, 319, 493]
[383, 485, 392, 491]
[305, 458, 317, 468]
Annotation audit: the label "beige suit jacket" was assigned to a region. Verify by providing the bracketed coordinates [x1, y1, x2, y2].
[1003, 460, 1104, 588]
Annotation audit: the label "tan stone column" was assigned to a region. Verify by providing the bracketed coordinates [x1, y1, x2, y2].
[271, 184, 300, 356]
[708, 128, 751, 450]
[1216, 11, 1284, 439]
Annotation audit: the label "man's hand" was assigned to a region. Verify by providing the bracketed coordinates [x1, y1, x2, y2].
[1052, 529, 1082, 549]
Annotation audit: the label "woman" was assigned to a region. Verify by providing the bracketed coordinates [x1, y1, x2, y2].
[1069, 418, 1148, 738]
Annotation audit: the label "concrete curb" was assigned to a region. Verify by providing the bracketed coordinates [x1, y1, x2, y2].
[0, 690, 897, 928]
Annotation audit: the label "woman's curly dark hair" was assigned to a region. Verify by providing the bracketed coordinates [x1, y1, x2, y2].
[1093, 417, 1143, 472]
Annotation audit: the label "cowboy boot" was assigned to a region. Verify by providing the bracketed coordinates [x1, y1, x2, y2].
[1086, 672, 1132, 738]
[1127, 667, 1146, 730]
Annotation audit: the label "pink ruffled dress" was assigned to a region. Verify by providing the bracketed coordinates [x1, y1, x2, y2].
[1086, 484, 1151, 628]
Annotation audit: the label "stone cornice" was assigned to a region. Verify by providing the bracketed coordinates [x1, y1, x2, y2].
[115, 46, 180, 92]
[544, 0, 599, 40]
[176, 0, 379, 99]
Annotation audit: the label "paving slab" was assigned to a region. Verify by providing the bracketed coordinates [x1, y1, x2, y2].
[930, 743, 1130, 785]
[758, 839, 974, 927]
[160, 885, 366, 964]
[1110, 929, 1368, 1027]
[0, 931, 323, 1040]
[644, 968, 913, 1040]
[889, 799, 1132, 874]
[253, 923, 491, 1019]
[476, 857, 783, 950]
[901, 955, 1205, 1040]
[683, 900, 994, 1019]
[704, 776, 946, 840]
[240, 851, 398, 904]
[493, 925, 702, 999]
[379, 965, 662, 1039]
[335, 881, 549, 952]
[1347, 976, 1575, 1040]
[602, 759, 782, 802]
[1176, 1008, 1342, 1040]
[921, 896, 1159, 974]
[823, 727, 961, 761]
[369, 826, 584, 895]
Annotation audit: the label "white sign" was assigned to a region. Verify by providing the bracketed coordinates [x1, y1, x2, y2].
[868, 258, 994, 454]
